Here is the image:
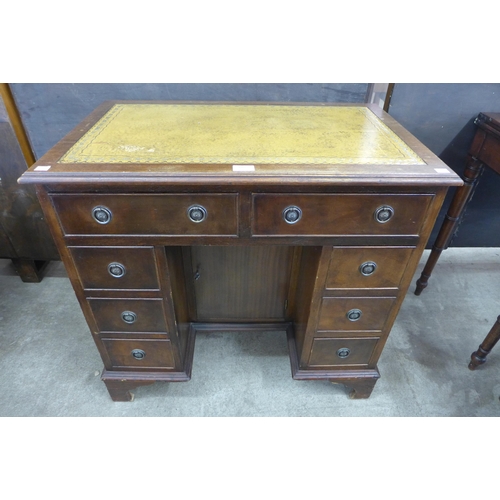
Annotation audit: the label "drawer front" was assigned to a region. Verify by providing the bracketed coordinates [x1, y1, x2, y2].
[252, 193, 432, 236]
[102, 338, 175, 369]
[325, 246, 414, 289]
[318, 297, 396, 331]
[51, 193, 238, 236]
[88, 298, 168, 333]
[309, 337, 380, 367]
[70, 246, 160, 290]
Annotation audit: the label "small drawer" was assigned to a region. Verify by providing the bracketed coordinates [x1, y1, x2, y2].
[325, 246, 414, 289]
[51, 193, 238, 236]
[88, 298, 168, 333]
[318, 296, 396, 331]
[308, 337, 380, 367]
[70, 246, 160, 290]
[251, 193, 432, 236]
[102, 338, 175, 369]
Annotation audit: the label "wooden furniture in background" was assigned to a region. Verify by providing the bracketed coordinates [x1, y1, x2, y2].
[18, 101, 461, 401]
[469, 316, 500, 370]
[0, 84, 58, 281]
[415, 112, 500, 295]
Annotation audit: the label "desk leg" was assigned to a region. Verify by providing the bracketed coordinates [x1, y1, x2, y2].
[414, 157, 484, 295]
[102, 378, 156, 402]
[469, 315, 500, 370]
[340, 377, 379, 399]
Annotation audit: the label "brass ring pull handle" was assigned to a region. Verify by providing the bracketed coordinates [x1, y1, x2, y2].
[187, 205, 207, 223]
[337, 347, 351, 359]
[374, 205, 394, 223]
[359, 261, 377, 276]
[121, 311, 137, 324]
[92, 206, 112, 224]
[282, 206, 302, 224]
[131, 349, 146, 360]
[347, 309, 362, 321]
[108, 262, 126, 278]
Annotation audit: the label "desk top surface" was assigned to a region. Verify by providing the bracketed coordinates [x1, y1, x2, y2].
[20, 101, 462, 186]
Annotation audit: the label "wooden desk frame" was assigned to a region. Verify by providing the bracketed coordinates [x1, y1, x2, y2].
[19, 102, 461, 401]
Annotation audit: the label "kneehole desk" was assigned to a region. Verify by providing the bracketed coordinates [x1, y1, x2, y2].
[19, 102, 461, 401]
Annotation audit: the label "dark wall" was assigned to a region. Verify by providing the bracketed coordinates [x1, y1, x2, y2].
[388, 83, 500, 247]
[10, 83, 370, 159]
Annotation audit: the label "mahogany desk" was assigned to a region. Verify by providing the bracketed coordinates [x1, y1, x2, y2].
[18, 102, 461, 401]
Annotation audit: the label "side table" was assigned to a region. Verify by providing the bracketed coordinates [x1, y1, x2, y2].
[415, 112, 500, 295]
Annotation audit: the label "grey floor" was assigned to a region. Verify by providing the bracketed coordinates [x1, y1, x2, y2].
[0, 248, 499, 417]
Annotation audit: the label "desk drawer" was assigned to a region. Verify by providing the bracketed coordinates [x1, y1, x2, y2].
[70, 246, 160, 290]
[318, 296, 396, 331]
[88, 298, 168, 333]
[251, 194, 432, 236]
[102, 338, 175, 369]
[308, 337, 380, 367]
[51, 193, 238, 236]
[325, 246, 414, 289]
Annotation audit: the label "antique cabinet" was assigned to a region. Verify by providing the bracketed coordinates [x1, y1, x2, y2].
[18, 102, 461, 401]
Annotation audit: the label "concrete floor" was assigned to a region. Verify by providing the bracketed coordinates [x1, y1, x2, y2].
[0, 248, 499, 417]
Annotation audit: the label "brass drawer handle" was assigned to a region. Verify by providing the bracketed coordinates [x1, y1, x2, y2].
[359, 261, 377, 276]
[131, 349, 146, 360]
[121, 311, 137, 324]
[187, 205, 207, 223]
[347, 309, 362, 321]
[374, 205, 394, 223]
[108, 262, 126, 278]
[337, 347, 351, 359]
[92, 206, 112, 224]
[283, 206, 302, 224]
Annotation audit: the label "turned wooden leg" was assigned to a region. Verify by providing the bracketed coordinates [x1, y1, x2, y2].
[102, 379, 156, 401]
[415, 158, 484, 295]
[469, 315, 500, 370]
[334, 377, 379, 399]
[11, 258, 50, 283]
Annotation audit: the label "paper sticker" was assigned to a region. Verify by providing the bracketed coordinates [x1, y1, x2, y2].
[34, 165, 51, 171]
[434, 168, 450, 173]
[232, 165, 255, 172]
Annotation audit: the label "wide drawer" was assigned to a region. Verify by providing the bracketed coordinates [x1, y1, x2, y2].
[51, 193, 238, 236]
[308, 337, 380, 367]
[70, 246, 160, 290]
[102, 338, 175, 369]
[251, 193, 433, 236]
[325, 246, 414, 289]
[88, 298, 168, 333]
[318, 296, 396, 331]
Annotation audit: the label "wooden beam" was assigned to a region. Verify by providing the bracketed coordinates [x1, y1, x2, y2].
[0, 83, 36, 166]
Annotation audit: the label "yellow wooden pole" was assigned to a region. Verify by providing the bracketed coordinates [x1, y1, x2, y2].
[0, 83, 36, 166]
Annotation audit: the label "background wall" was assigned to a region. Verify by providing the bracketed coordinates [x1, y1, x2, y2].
[388, 83, 500, 247]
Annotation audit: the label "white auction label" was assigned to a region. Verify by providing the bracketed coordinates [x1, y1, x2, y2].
[232, 165, 255, 172]
[34, 165, 51, 171]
